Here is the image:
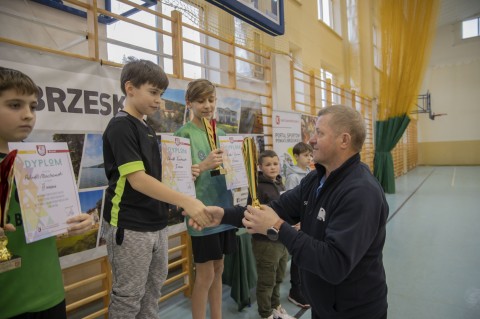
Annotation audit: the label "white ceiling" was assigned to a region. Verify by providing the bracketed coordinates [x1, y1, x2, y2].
[437, 0, 480, 27]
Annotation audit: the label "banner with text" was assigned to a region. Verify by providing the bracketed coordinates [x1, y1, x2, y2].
[272, 111, 302, 177]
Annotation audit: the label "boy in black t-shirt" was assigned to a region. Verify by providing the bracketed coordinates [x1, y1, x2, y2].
[102, 58, 210, 319]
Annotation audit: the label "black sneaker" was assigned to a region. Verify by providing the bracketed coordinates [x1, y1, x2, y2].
[288, 289, 310, 308]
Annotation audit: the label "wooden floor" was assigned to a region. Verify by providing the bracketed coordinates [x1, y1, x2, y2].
[74, 166, 480, 319]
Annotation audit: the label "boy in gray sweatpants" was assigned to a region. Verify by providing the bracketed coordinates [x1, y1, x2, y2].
[102, 58, 210, 318]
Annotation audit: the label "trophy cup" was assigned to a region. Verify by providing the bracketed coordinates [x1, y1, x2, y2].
[242, 137, 261, 208]
[202, 118, 226, 177]
[0, 149, 22, 273]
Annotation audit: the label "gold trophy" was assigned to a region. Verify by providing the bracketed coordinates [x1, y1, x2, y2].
[202, 118, 226, 177]
[242, 137, 261, 208]
[0, 149, 22, 273]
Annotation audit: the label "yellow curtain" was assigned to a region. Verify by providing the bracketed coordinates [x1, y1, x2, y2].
[378, 0, 440, 120]
[374, 0, 439, 193]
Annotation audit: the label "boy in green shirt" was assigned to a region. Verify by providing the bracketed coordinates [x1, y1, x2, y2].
[0, 67, 93, 318]
[174, 79, 236, 319]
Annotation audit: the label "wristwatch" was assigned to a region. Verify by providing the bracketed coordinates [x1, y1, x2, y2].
[267, 219, 284, 241]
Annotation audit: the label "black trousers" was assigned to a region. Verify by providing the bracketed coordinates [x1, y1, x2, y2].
[10, 300, 67, 319]
[290, 259, 302, 290]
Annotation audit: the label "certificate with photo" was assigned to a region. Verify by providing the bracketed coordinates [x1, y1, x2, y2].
[160, 135, 196, 198]
[8, 142, 82, 243]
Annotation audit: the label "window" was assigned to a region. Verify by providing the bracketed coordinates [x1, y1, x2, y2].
[317, 0, 333, 27]
[293, 70, 307, 112]
[462, 17, 480, 39]
[234, 17, 251, 77]
[290, 52, 308, 113]
[253, 31, 264, 79]
[161, 1, 204, 78]
[234, 17, 265, 80]
[106, 0, 159, 64]
[106, 0, 204, 78]
[320, 69, 339, 106]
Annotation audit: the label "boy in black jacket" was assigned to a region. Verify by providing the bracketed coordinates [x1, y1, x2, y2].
[252, 150, 294, 319]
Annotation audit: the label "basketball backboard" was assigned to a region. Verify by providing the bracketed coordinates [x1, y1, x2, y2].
[206, 0, 285, 36]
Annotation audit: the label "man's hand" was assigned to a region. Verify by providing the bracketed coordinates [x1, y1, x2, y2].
[182, 198, 212, 228]
[186, 206, 224, 231]
[191, 164, 200, 181]
[242, 205, 281, 235]
[206, 206, 224, 227]
[67, 214, 93, 236]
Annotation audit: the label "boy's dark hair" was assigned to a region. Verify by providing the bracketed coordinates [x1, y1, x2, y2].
[292, 142, 313, 155]
[258, 149, 278, 165]
[120, 57, 169, 95]
[0, 67, 39, 97]
[185, 79, 215, 103]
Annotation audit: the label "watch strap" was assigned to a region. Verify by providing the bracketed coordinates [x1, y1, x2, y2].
[273, 219, 284, 232]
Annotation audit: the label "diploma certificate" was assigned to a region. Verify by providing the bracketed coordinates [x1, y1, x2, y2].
[219, 136, 248, 190]
[8, 142, 82, 243]
[161, 135, 196, 198]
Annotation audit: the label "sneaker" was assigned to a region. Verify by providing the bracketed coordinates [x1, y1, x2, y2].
[272, 305, 296, 319]
[288, 289, 310, 308]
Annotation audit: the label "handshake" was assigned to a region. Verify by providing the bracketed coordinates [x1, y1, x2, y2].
[183, 204, 282, 237]
[182, 206, 224, 230]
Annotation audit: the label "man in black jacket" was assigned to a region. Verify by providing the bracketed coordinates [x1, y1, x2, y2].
[194, 105, 389, 319]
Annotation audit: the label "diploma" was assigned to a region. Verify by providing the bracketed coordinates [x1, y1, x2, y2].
[8, 142, 82, 244]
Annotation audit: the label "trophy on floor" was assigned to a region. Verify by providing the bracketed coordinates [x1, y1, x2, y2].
[242, 137, 261, 208]
[0, 149, 22, 273]
[202, 118, 226, 177]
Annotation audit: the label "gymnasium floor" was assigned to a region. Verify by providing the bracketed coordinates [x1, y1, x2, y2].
[383, 166, 480, 319]
[76, 166, 480, 318]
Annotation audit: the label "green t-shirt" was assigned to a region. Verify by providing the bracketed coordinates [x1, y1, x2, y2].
[0, 153, 65, 318]
[174, 122, 236, 236]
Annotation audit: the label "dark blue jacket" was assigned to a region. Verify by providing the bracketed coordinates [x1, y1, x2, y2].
[224, 153, 389, 319]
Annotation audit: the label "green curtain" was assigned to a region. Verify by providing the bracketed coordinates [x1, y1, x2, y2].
[373, 114, 410, 193]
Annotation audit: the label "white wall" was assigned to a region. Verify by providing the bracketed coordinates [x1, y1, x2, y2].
[418, 23, 480, 143]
